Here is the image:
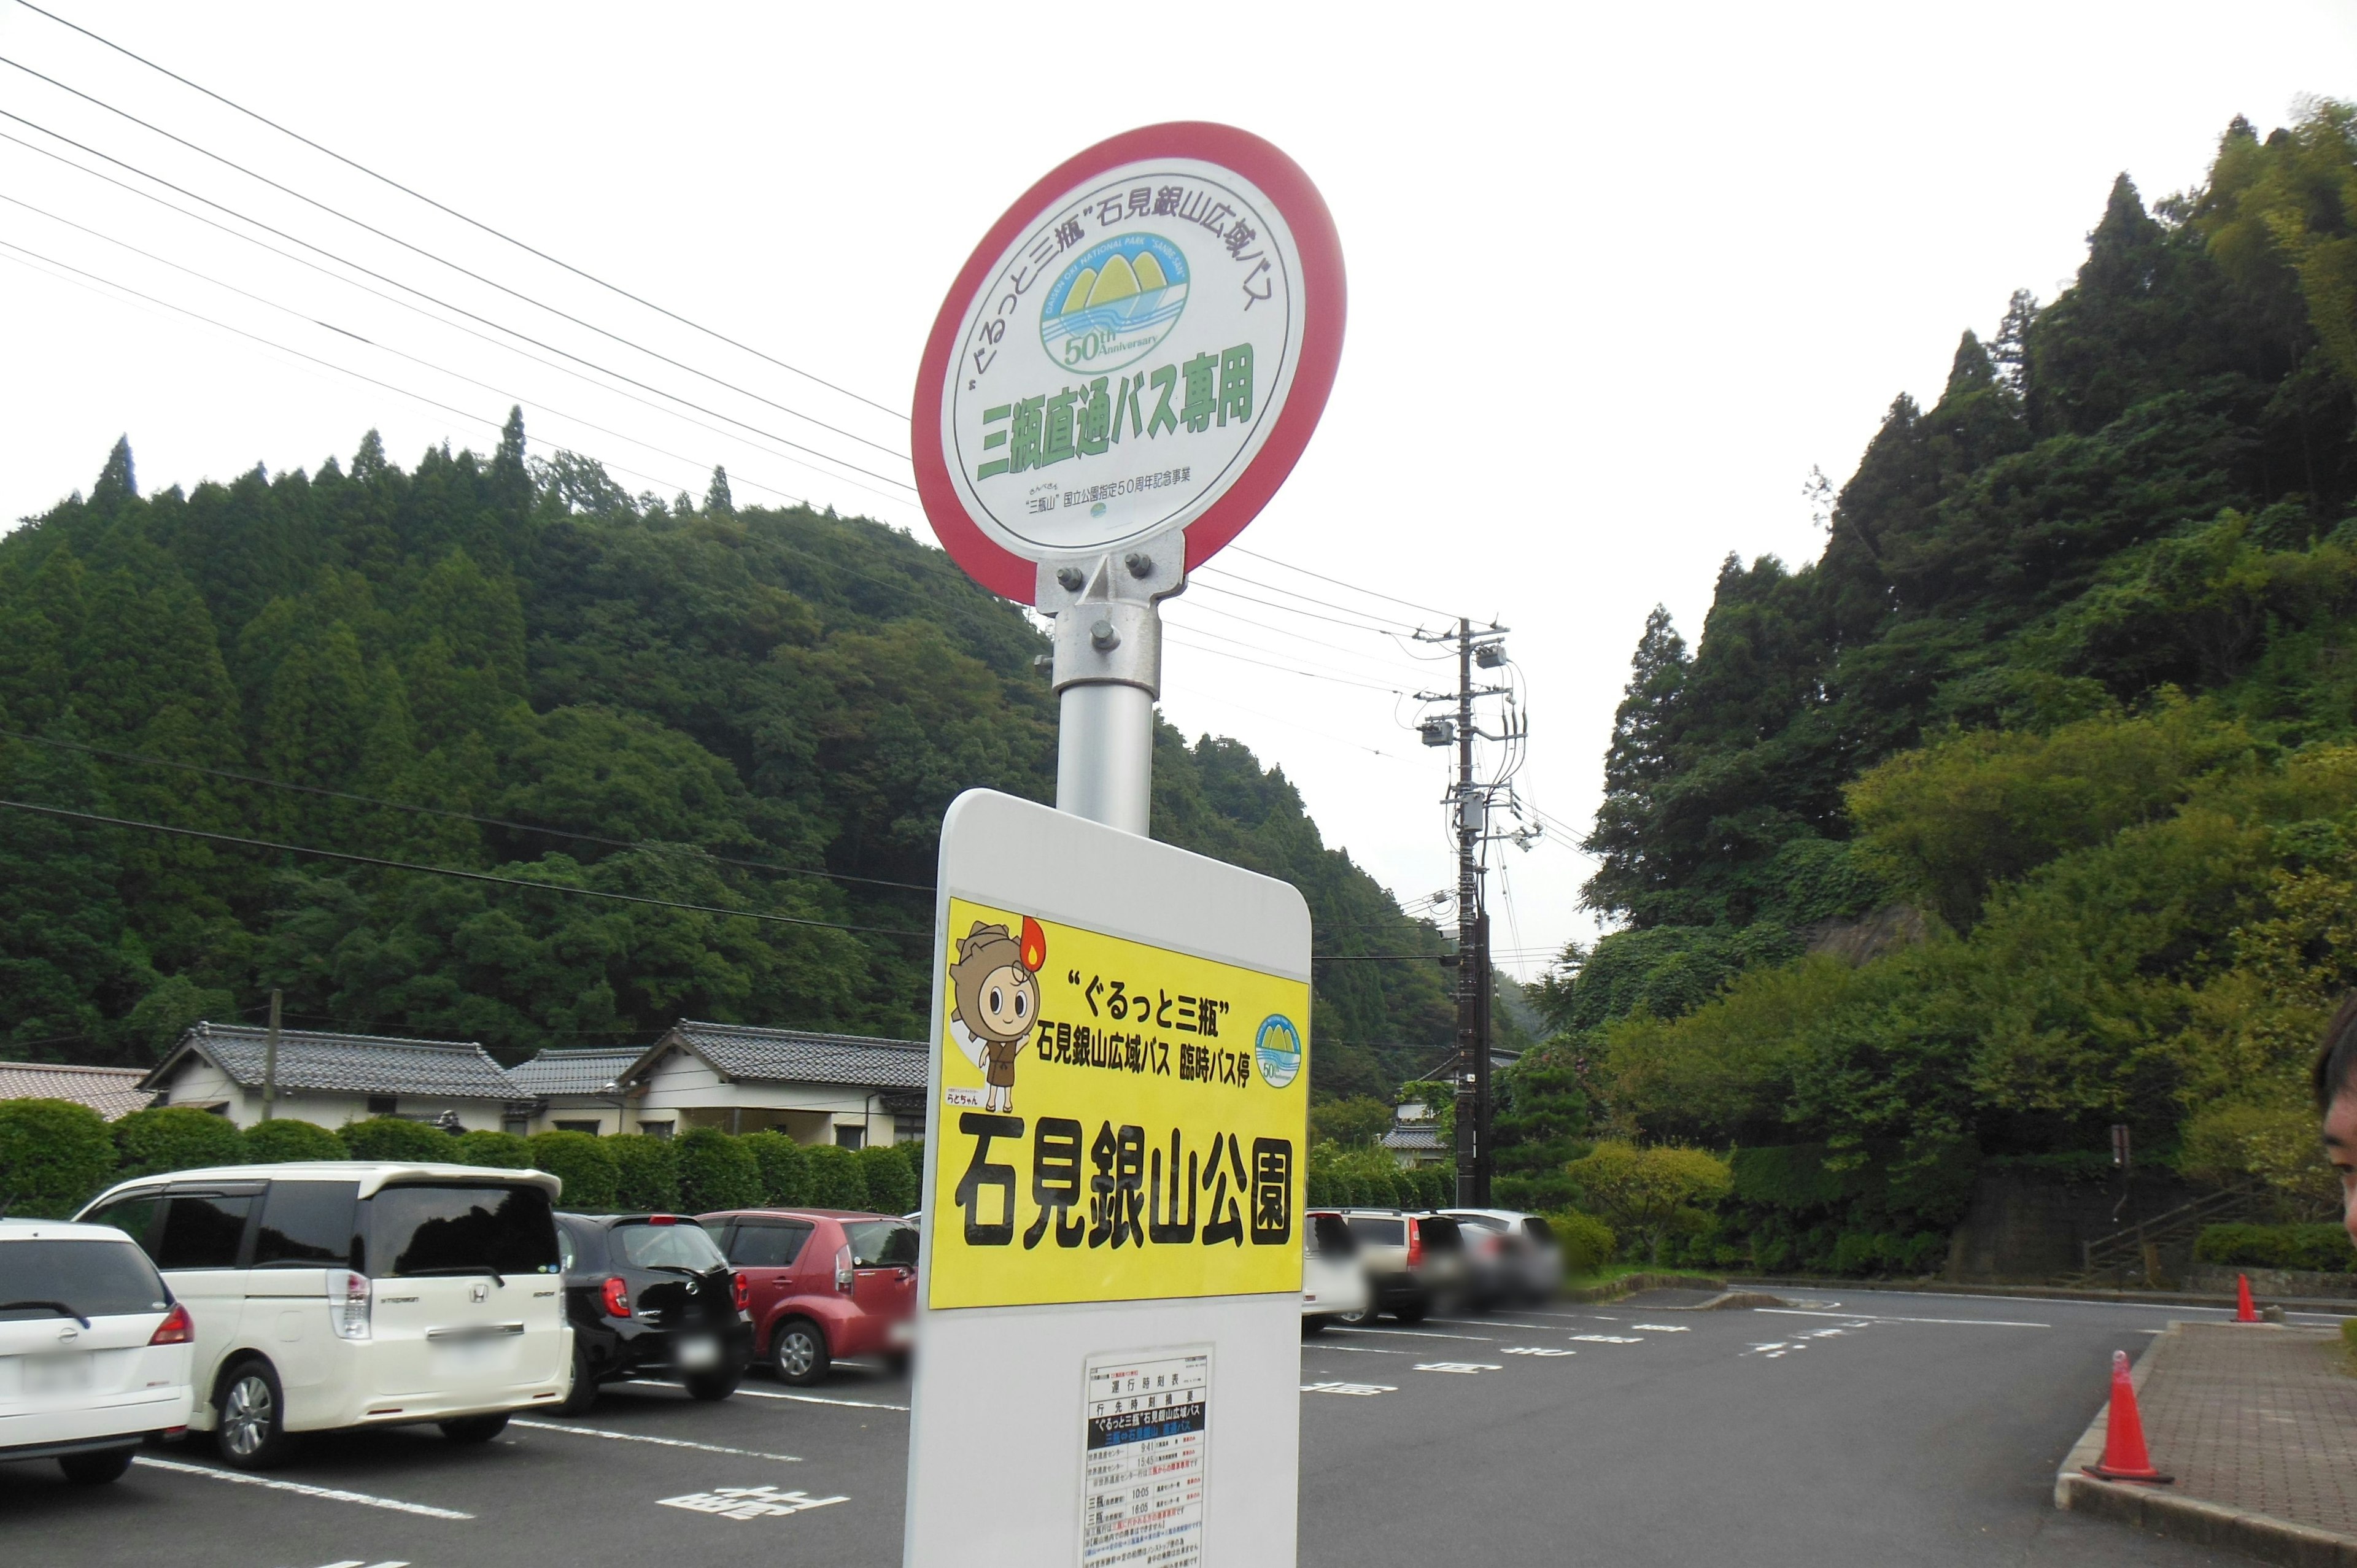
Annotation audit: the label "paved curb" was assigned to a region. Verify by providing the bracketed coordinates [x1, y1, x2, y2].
[2053, 1323, 2357, 1567]
[1561, 1273, 1725, 1304]
[1729, 1275, 2357, 1313]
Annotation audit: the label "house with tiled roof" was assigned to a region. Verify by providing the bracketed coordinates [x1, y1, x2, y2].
[142, 1022, 533, 1132]
[527, 1021, 928, 1146]
[0, 1061, 156, 1121]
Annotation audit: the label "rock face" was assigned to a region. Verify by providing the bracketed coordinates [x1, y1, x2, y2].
[1799, 905, 1929, 968]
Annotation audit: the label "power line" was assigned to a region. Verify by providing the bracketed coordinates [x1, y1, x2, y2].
[10, 0, 907, 423]
[0, 52, 915, 472]
[1167, 595, 1438, 681]
[1186, 577, 1418, 637]
[0, 726, 934, 893]
[1163, 617, 1422, 691]
[1226, 544, 1461, 621]
[1161, 631, 1406, 693]
[0, 798, 933, 940]
[0, 107, 915, 503]
[1193, 564, 1423, 631]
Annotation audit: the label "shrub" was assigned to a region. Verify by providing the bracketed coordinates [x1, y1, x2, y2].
[608, 1134, 681, 1211]
[242, 1118, 345, 1164]
[857, 1143, 917, 1215]
[340, 1115, 459, 1163]
[803, 1143, 870, 1210]
[1547, 1210, 1616, 1274]
[2193, 1222, 2356, 1273]
[677, 1128, 762, 1213]
[452, 1129, 533, 1170]
[528, 1130, 618, 1211]
[1563, 1141, 1735, 1265]
[742, 1131, 808, 1206]
[0, 1099, 118, 1218]
[114, 1105, 247, 1179]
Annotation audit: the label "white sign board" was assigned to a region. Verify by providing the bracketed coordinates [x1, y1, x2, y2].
[904, 790, 1310, 1568]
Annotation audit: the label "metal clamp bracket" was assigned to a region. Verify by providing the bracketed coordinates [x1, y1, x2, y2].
[1035, 531, 1188, 700]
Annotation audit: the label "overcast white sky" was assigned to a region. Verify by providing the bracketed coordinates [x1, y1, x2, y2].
[2, 1, 2350, 977]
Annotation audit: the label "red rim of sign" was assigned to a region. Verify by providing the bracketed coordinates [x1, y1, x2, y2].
[911, 122, 1346, 604]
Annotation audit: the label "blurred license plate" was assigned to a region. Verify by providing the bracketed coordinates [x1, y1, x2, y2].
[674, 1337, 720, 1370]
[24, 1353, 92, 1394]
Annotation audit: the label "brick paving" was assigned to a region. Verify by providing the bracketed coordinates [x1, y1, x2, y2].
[2132, 1322, 2357, 1537]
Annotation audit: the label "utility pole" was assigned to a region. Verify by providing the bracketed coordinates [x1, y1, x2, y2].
[261, 988, 281, 1121]
[1418, 617, 1518, 1208]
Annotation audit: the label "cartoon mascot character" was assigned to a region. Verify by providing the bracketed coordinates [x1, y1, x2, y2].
[949, 917, 1045, 1113]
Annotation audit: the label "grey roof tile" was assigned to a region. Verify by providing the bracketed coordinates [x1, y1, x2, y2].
[0, 1062, 156, 1121]
[149, 1022, 523, 1102]
[508, 1048, 644, 1097]
[660, 1021, 927, 1091]
[1380, 1125, 1446, 1151]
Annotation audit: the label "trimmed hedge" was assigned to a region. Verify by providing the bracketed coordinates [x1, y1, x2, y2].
[0, 1099, 117, 1218]
[743, 1130, 808, 1206]
[1547, 1210, 1617, 1274]
[452, 1129, 533, 1170]
[678, 1127, 762, 1212]
[242, 1118, 346, 1164]
[803, 1143, 870, 1210]
[528, 1130, 617, 1210]
[114, 1105, 247, 1178]
[856, 1143, 917, 1215]
[2194, 1222, 2356, 1273]
[608, 1134, 681, 1211]
[340, 1116, 458, 1163]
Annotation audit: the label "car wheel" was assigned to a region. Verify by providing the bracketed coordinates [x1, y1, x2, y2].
[56, 1446, 134, 1485]
[1302, 1315, 1331, 1335]
[769, 1319, 830, 1386]
[684, 1369, 741, 1401]
[557, 1343, 598, 1415]
[439, 1413, 510, 1443]
[1336, 1297, 1380, 1326]
[215, 1359, 289, 1471]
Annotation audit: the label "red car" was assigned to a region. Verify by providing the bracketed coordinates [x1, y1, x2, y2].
[697, 1209, 918, 1385]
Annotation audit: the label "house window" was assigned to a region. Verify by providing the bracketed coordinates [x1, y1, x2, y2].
[554, 1120, 602, 1135]
[639, 1120, 675, 1138]
[367, 1095, 398, 1117]
[834, 1125, 865, 1151]
[501, 1114, 530, 1136]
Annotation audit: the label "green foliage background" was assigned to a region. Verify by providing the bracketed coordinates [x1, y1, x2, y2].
[1540, 104, 2357, 1275]
[0, 413, 1451, 1097]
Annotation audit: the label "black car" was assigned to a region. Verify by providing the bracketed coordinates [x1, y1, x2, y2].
[555, 1213, 753, 1411]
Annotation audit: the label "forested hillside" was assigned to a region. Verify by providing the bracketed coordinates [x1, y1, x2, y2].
[1540, 102, 2357, 1273]
[0, 417, 1449, 1091]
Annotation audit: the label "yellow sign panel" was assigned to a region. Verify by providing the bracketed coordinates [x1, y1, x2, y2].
[927, 897, 1310, 1310]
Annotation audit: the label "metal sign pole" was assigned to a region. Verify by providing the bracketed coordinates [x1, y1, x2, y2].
[1038, 533, 1186, 835]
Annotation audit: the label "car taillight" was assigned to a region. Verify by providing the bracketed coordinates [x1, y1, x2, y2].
[148, 1302, 194, 1345]
[834, 1243, 854, 1296]
[330, 1272, 372, 1340]
[1406, 1219, 1424, 1270]
[732, 1270, 749, 1311]
[601, 1276, 632, 1318]
[649, 1215, 678, 1226]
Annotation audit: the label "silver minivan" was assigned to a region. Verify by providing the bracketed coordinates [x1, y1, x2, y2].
[77, 1161, 571, 1468]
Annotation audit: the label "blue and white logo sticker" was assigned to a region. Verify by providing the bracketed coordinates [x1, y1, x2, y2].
[1040, 232, 1190, 372]
[1253, 1013, 1302, 1090]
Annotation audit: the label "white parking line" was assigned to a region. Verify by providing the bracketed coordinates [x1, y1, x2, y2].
[1412, 1362, 1503, 1374]
[1300, 1342, 1416, 1354]
[626, 1379, 910, 1412]
[132, 1456, 473, 1520]
[1754, 1308, 2049, 1329]
[512, 1418, 803, 1462]
[1301, 1381, 1396, 1396]
[1323, 1325, 1496, 1342]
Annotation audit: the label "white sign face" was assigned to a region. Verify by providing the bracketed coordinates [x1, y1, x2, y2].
[942, 159, 1305, 560]
[1081, 1346, 1209, 1568]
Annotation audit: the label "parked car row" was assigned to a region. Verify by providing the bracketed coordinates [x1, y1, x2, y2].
[1300, 1205, 1565, 1329]
[1, 1159, 919, 1487]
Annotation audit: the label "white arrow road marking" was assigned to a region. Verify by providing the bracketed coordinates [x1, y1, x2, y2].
[1412, 1361, 1504, 1374]
[513, 1418, 802, 1462]
[133, 1457, 471, 1520]
[627, 1378, 909, 1412]
[1499, 1346, 1576, 1356]
[1301, 1381, 1396, 1396]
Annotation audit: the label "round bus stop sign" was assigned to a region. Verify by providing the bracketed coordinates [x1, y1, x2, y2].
[913, 122, 1345, 603]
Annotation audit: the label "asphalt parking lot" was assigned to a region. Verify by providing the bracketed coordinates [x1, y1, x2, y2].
[3, 1289, 2320, 1566]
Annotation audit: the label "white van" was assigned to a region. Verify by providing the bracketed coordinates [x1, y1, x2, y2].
[75, 1161, 571, 1469]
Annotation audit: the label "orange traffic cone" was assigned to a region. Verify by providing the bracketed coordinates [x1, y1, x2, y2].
[2235, 1273, 2260, 1323]
[2084, 1349, 2172, 1483]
